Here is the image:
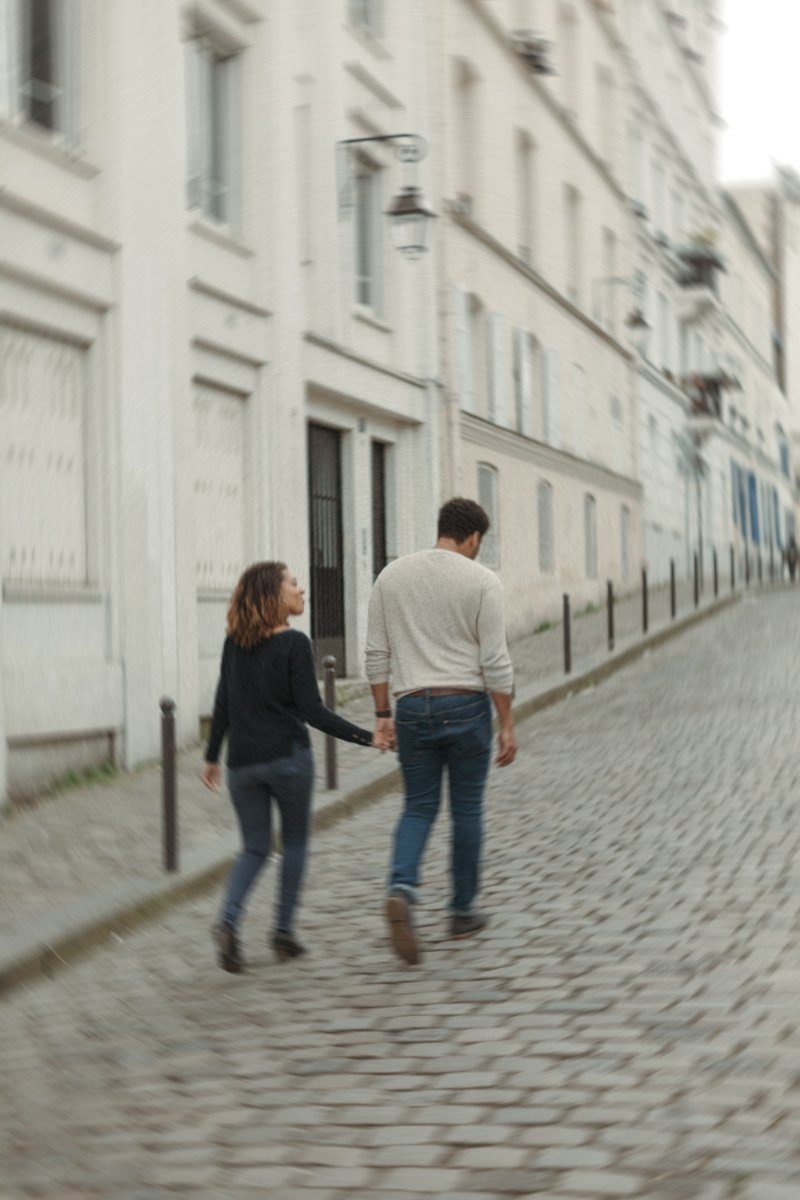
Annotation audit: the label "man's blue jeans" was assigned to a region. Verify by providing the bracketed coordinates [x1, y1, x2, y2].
[221, 744, 314, 933]
[389, 691, 493, 914]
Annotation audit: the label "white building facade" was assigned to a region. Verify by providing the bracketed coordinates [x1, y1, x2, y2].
[0, 0, 438, 801]
[436, 0, 643, 638]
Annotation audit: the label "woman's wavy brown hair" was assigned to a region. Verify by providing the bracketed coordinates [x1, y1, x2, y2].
[226, 561, 288, 649]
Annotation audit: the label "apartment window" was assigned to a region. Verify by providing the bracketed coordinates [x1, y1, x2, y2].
[515, 130, 535, 265]
[477, 463, 500, 568]
[186, 34, 241, 225]
[538, 480, 554, 572]
[564, 185, 581, 305]
[557, 4, 578, 116]
[621, 505, 630, 581]
[354, 156, 382, 311]
[348, 0, 383, 39]
[596, 67, 616, 166]
[513, 329, 538, 436]
[454, 60, 478, 215]
[584, 493, 597, 578]
[1, 0, 78, 137]
[601, 228, 617, 333]
[468, 295, 487, 416]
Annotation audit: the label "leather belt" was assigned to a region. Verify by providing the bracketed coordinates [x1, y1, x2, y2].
[404, 687, 483, 698]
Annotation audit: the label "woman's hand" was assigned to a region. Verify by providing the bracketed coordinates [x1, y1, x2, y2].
[201, 762, 223, 792]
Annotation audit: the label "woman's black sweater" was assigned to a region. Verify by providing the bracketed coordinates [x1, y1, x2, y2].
[205, 629, 372, 768]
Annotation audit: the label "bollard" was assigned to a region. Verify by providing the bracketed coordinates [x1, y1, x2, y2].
[713, 547, 718, 598]
[730, 544, 735, 592]
[322, 656, 338, 790]
[607, 580, 614, 652]
[160, 697, 178, 873]
[693, 553, 699, 608]
[641, 568, 648, 634]
[670, 559, 676, 620]
[769, 542, 774, 583]
[758, 554, 763, 585]
[745, 548, 750, 587]
[563, 594, 572, 675]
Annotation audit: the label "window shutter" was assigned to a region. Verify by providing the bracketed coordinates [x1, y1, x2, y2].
[185, 38, 206, 211]
[60, 0, 82, 146]
[221, 52, 241, 230]
[0, 0, 21, 120]
[542, 348, 560, 448]
[518, 329, 534, 437]
[477, 463, 499, 568]
[490, 313, 509, 427]
[453, 285, 475, 413]
[573, 364, 587, 457]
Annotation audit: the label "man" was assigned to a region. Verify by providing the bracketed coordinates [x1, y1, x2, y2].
[365, 497, 517, 965]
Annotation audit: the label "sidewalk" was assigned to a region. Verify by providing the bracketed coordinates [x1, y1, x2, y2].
[0, 577, 751, 995]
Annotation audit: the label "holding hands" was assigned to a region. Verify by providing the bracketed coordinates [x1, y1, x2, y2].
[373, 716, 396, 753]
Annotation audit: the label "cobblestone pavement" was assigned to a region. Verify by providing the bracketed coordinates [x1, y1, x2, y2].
[2, 588, 800, 1199]
[0, 572, 731, 949]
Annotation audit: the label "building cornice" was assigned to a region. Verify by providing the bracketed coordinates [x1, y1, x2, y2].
[0, 188, 118, 253]
[189, 276, 271, 318]
[449, 207, 632, 360]
[304, 331, 428, 390]
[461, 413, 641, 499]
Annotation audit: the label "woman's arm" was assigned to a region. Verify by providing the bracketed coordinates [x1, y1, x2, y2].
[290, 636, 373, 746]
[205, 640, 231, 763]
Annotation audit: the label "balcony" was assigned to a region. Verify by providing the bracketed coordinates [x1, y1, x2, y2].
[683, 371, 741, 422]
[510, 30, 557, 75]
[675, 242, 726, 323]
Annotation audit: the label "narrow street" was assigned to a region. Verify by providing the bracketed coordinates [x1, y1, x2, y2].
[2, 590, 800, 1200]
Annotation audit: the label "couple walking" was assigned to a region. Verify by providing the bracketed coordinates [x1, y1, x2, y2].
[202, 498, 517, 971]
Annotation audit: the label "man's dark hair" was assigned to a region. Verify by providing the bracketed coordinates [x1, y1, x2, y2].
[437, 497, 490, 543]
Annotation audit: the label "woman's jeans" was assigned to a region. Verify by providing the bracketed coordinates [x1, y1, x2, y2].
[390, 692, 493, 914]
[221, 744, 314, 933]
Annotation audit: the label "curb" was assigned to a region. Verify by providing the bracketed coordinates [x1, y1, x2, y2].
[0, 591, 738, 998]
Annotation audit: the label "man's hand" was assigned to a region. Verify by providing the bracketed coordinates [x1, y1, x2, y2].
[201, 761, 223, 792]
[373, 717, 396, 753]
[496, 723, 518, 767]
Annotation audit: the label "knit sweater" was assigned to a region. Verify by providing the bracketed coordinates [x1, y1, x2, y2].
[205, 629, 372, 767]
[365, 548, 514, 697]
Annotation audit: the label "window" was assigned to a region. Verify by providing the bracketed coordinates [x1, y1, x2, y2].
[1, 325, 89, 585]
[600, 229, 617, 333]
[596, 67, 616, 166]
[513, 329, 538, 436]
[468, 295, 487, 415]
[621, 505, 630, 581]
[477, 463, 499, 568]
[454, 60, 478, 215]
[557, 3, 578, 116]
[186, 34, 241, 225]
[515, 130, 534, 265]
[354, 156, 382, 311]
[538, 481, 554, 572]
[564, 185, 581, 305]
[194, 383, 247, 590]
[584, 493, 597, 578]
[1, 0, 78, 138]
[348, 0, 383, 38]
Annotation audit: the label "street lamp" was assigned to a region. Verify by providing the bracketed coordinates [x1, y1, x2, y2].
[338, 132, 436, 257]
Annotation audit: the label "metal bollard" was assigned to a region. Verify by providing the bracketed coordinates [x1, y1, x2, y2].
[670, 559, 676, 620]
[693, 553, 699, 608]
[160, 697, 178, 873]
[758, 554, 763, 585]
[730, 544, 735, 592]
[322, 655, 338, 790]
[641, 568, 648, 634]
[563, 594, 572, 675]
[769, 542, 774, 583]
[607, 580, 614, 652]
[745, 548, 750, 587]
[713, 547, 718, 598]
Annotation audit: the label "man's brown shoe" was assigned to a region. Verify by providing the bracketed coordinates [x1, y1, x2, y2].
[450, 911, 489, 940]
[385, 890, 421, 965]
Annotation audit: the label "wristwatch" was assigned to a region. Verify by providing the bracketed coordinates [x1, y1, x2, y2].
[375, 709, 392, 718]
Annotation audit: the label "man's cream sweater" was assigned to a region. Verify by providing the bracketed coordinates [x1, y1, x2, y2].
[365, 548, 514, 697]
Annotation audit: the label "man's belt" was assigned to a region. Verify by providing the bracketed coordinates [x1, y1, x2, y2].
[403, 687, 484, 698]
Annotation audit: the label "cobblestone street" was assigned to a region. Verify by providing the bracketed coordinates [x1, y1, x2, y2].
[2, 589, 800, 1200]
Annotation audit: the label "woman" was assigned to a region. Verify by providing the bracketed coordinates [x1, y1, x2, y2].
[202, 561, 375, 973]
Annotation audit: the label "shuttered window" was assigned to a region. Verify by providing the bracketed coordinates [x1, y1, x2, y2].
[477, 463, 499, 568]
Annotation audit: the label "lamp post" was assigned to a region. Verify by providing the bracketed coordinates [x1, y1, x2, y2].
[337, 132, 436, 257]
